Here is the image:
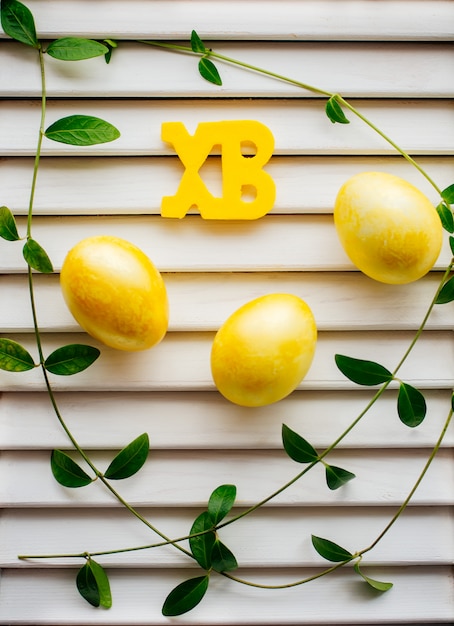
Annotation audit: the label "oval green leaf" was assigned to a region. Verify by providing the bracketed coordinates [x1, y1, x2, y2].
[0, 338, 35, 372]
[207, 484, 237, 525]
[76, 559, 112, 608]
[354, 562, 393, 592]
[325, 464, 356, 490]
[436, 201, 454, 233]
[282, 423, 319, 463]
[162, 575, 209, 617]
[335, 354, 393, 386]
[325, 96, 350, 124]
[189, 511, 216, 570]
[51, 449, 93, 488]
[1, 0, 38, 47]
[435, 275, 454, 305]
[44, 344, 100, 376]
[46, 37, 108, 61]
[450, 236, 454, 256]
[441, 183, 454, 205]
[191, 30, 206, 53]
[0, 206, 20, 241]
[210, 539, 238, 573]
[311, 535, 353, 562]
[198, 57, 222, 86]
[23, 238, 54, 273]
[77, 561, 100, 607]
[104, 433, 149, 480]
[397, 382, 427, 427]
[45, 115, 120, 146]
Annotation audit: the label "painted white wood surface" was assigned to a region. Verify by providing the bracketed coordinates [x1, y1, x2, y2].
[0, 1, 453, 624]
[1, 0, 453, 40]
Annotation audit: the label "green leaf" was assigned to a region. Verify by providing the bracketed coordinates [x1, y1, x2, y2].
[441, 183, 454, 205]
[282, 423, 319, 463]
[311, 535, 353, 562]
[1, 0, 38, 47]
[189, 511, 216, 570]
[0, 206, 20, 241]
[397, 383, 427, 427]
[207, 484, 237, 525]
[44, 115, 120, 146]
[335, 354, 393, 386]
[325, 96, 350, 124]
[354, 562, 393, 592]
[103, 39, 117, 64]
[450, 236, 454, 256]
[210, 539, 238, 573]
[0, 338, 35, 372]
[436, 202, 454, 233]
[162, 575, 209, 617]
[104, 433, 149, 480]
[325, 464, 356, 490]
[435, 275, 454, 305]
[46, 37, 108, 61]
[51, 449, 93, 488]
[44, 344, 100, 376]
[23, 238, 54, 273]
[198, 57, 222, 86]
[77, 559, 112, 608]
[77, 561, 100, 607]
[191, 30, 206, 53]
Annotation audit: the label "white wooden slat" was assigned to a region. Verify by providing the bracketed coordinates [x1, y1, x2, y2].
[0, 566, 452, 624]
[2, 155, 452, 216]
[2, 566, 454, 625]
[0, 330, 452, 392]
[1, 99, 453, 156]
[1, 389, 453, 451]
[1, 506, 452, 568]
[1, 0, 453, 41]
[1, 271, 452, 334]
[3, 41, 454, 98]
[1, 448, 453, 507]
[1, 215, 453, 273]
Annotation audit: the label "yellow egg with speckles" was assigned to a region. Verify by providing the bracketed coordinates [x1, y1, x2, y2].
[334, 171, 443, 284]
[60, 236, 168, 351]
[211, 294, 317, 407]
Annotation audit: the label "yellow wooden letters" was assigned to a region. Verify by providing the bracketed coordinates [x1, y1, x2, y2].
[161, 120, 276, 219]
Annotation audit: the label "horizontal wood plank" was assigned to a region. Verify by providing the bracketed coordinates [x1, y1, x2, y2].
[1, 0, 453, 40]
[0, 330, 452, 392]
[2, 155, 452, 216]
[1, 448, 453, 507]
[1, 215, 452, 273]
[1, 566, 452, 624]
[1, 100, 453, 156]
[2, 41, 454, 98]
[1, 389, 453, 451]
[1, 271, 452, 333]
[1, 506, 452, 568]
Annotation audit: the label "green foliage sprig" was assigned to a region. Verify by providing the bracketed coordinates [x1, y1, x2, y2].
[1, 0, 454, 616]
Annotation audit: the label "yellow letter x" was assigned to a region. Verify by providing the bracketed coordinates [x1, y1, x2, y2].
[161, 120, 276, 219]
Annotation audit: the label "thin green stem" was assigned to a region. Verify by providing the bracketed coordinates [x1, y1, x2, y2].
[337, 97, 442, 196]
[25, 43, 192, 561]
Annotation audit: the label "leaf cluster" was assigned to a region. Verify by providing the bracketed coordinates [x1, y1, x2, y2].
[163, 484, 238, 616]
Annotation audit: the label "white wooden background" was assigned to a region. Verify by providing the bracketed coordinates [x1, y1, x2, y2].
[1, 0, 454, 623]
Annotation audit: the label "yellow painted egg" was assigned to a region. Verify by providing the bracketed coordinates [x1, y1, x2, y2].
[211, 293, 317, 407]
[334, 171, 443, 284]
[60, 235, 168, 351]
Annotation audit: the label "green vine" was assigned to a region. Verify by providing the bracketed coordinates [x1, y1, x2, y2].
[1, 0, 453, 616]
